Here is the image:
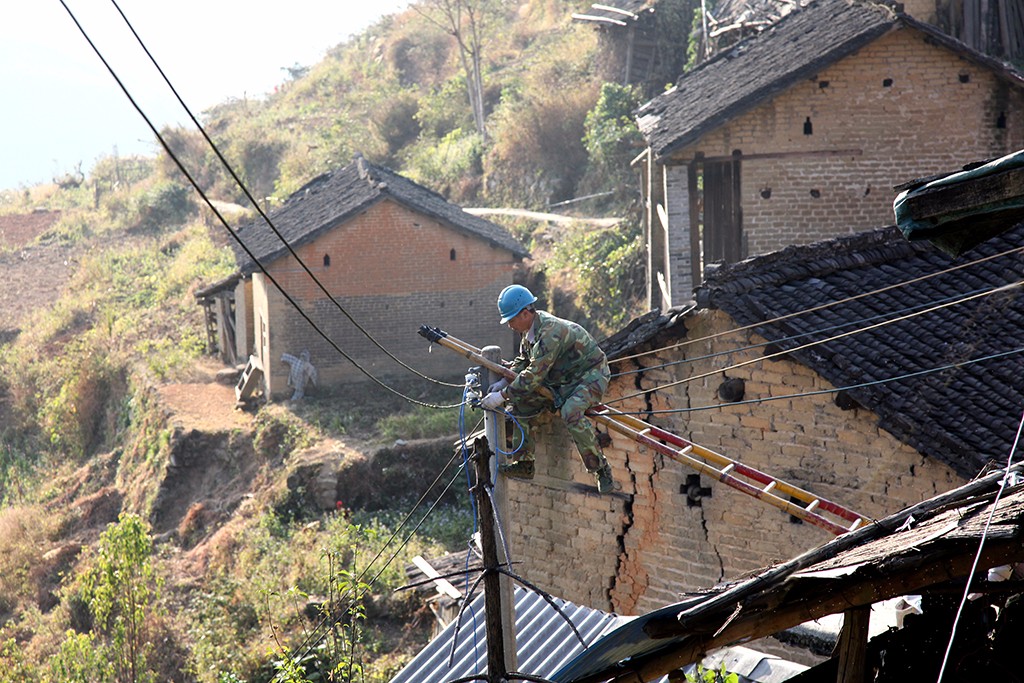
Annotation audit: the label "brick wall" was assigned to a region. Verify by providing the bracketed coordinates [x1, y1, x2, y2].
[659, 28, 1024, 302]
[506, 308, 962, 625]
[255, 199, 521, 399]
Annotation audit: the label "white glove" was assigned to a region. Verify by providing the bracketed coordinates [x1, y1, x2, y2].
[480, 391, 505, 410]
[488, 378, 509, 394]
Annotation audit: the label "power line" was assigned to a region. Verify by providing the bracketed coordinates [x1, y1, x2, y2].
[604, 280, 1024, 405]
[60, 0, 460, 408]
[935, 404, 1024, 682]
[610, 242, 1024, 366]
[105, 0, 461, 390]
[610, 285, 996, 379]
[61, 2, 491, 669]
[606, 345, 1024, 416]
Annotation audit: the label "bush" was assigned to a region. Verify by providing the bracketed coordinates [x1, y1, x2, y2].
[544, 221, 645, 333]
[133, 181, 196, 232]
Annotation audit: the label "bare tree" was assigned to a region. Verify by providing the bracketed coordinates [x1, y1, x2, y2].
[415, 0, 499, 140]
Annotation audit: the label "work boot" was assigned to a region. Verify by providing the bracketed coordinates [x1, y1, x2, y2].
[595, 463, 614, 494]
[500, 458, 535, 480]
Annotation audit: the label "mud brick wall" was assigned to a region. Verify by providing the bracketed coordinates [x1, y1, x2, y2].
[660, 28, 1024, 299]
[254, 199, 520, 398]
[506, 308, 961, 622]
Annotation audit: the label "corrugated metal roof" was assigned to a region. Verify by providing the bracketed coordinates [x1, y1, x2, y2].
[390, 585, 805, 683]
[390, 585, 659, 683]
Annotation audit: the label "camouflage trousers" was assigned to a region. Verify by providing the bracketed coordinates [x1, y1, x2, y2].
[509, 365, 610, 472]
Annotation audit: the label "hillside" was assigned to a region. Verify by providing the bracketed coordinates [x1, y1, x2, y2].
[0, 2, 678, 680]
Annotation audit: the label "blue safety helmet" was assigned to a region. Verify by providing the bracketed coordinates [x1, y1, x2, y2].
[497, 284, 537, 324]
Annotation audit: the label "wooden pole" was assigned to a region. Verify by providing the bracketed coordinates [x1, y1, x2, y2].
[835, 605, 870, 683]
[472, 435, 508, 682]
[482, 344, 517, 673]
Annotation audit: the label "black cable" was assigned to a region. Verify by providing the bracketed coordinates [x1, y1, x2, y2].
[610, 284, 996, 379]
[105, 0, 463, 390]
[605, 280, 1024, 405]
[611, 242, 1024, 366]
[607, 345, 1024, 416]
[58, 0, 461, 409]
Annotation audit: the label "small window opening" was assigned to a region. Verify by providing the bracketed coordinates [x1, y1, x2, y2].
[760, 187, 772, 199]
[882, 78, 893, 87]
[810, 189, 821, 198]
[959, 73, 970, 83]
[818, 80, 829, 89]
[323, 254, 331, 267]
[450, 248, 457, 261]
[997, 112, 1007, 129]
[803, 117, 813, 135]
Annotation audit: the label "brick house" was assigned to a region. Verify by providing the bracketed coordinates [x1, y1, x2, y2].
[228, 155, 527, 400]
[499, 223, 1024, 657]
[635, 0, 1024, 310]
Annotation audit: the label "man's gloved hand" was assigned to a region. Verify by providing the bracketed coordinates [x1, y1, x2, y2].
[480, 391, 505, 410]
[488, 378, 509, 394]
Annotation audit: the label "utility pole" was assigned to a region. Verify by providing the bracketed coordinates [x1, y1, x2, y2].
[481, 344, 517, 672]
[473, 435, 509, 681]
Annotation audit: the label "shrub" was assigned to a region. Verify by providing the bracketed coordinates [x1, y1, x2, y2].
[376, 405, 459, 441]
[133, 182, 196, 232]
[544, 220, 645, 333]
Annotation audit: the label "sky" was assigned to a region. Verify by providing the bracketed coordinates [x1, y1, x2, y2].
[2, 0, 411, 191]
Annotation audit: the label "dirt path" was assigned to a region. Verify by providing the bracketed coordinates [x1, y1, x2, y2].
[156, 380, 253, 432]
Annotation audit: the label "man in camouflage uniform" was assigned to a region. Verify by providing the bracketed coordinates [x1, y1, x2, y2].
[481, 285, 615, 493]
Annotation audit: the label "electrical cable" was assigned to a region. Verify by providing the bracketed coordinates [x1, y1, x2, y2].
[610, 242, 1024, 366]
[60, 4, 486, 671]
[104, 0, 464, 389]
[296, 451, 469, 659]
[58, 0, 462, 409]
[604, 345, 1024, 416]
[295, 378, 485, 662]
[934, 404, 1024, 683]
[609, 284, 997, 379]
[604, 279, 1024, 405]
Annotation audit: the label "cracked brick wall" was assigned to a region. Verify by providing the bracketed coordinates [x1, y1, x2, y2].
[505, 307, 961, 622]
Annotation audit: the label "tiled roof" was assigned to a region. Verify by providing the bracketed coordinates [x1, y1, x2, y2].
[694, 224, 1024, 479]
[232, 155, 527, 274]
[636, 0, 1024, 160]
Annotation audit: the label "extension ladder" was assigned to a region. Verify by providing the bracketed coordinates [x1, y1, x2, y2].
[419, 325, 870, 536]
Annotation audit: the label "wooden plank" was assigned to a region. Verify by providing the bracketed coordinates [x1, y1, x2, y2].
[899, 166, 1024, 221]
[411, 556, 463, 601]
[836, 606, 870, 683]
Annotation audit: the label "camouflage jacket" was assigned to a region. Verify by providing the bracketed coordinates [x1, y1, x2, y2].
[505, 310, 608, 405]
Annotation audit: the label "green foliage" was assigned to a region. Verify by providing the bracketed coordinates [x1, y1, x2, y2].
[685, 0, 716, 72]
[132, 181, 196, 232]
[545, 221, 645, 333]
[405, 128, 484, 201]
[49, 630, 115, 683]
[82, 512, 162, 683]
[375, 405, 459, 441]
[583, 83, 643, 169]
[580, 82, 644, 202]
[253, 409, 318, 460]
[686, 662, 740, 683]
[0, 630, 39, 683]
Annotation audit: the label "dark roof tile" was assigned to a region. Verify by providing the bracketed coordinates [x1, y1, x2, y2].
[637, 0, 1024, 160]
[695, 224, 1024, 478]
[232, 155, 527, 274]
